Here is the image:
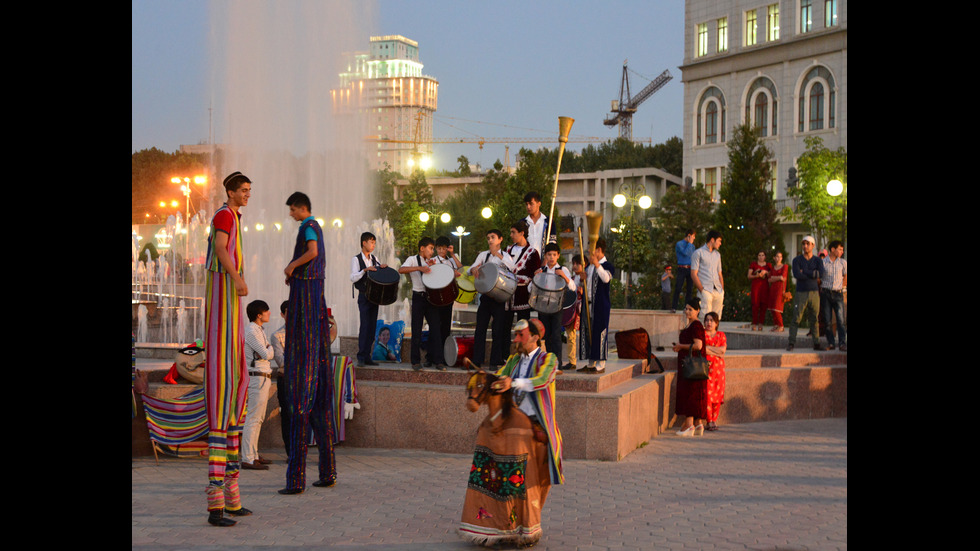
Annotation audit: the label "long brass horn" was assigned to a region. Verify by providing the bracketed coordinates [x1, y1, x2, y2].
[585, 210, 603, 256]
[545, 116, 575, 249]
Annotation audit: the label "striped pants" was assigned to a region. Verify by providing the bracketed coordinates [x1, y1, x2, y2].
[204, 270, 249, 512]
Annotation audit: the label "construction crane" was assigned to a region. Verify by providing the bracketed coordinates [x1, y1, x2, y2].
[603, 61, 673, 141]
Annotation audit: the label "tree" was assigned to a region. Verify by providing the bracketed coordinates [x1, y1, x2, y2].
[786, 136, 847, 246]
[456, 155, 472, 177]
[608, 212, 654, 308]
[713, 123, 783, 320]
[389, 168, 435, 258]
[648, 183, 715, 277]
[132, 147, 210, 224]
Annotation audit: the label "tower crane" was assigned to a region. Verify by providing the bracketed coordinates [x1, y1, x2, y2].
[603, 61, 673, 141]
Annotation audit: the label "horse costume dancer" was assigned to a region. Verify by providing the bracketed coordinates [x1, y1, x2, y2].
[459, 318, 564, 547]
[203, 171, 253, 527]
[280, 191, 336, 495]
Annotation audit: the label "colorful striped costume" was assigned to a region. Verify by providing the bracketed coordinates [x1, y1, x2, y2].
[495, 350, 564, 485]
[332, 355, 358, 443]
[203, 203, 249, 513]
[283, 216, 336, 491]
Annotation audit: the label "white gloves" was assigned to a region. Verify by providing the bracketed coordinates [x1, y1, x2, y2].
[344, 401, 361, 420]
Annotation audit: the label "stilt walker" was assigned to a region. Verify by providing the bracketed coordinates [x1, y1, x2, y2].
[203, 171, 253, 527]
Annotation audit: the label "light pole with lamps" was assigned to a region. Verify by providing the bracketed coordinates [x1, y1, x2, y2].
[611, 182, 652, 308]
[419, 210, 451, 235]
[826, 179, 845, 258]
[451, 226, 470, 260]
[171, 175, 208, 281]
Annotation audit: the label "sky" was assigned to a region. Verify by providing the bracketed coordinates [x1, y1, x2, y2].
[132, 0, 687, 173]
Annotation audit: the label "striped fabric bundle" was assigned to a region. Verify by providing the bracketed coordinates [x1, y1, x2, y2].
[332, 355, 359, 442]
[141, 387, 208, 446]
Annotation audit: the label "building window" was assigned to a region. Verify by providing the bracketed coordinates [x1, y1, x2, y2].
[704, 168, 718, 200]
[696, 87, 727, 146]
[745, 10, 758, 46]
[754, 94, 769, 137]
[767, 4, 780, 42]
[800, 0, 812, 33]
[746, 77, 778, 137]
[825, 0, 837, 27]
[717, 17, 728, 52]
[798, 66, 836, 133]
[697, 23, 708, 57]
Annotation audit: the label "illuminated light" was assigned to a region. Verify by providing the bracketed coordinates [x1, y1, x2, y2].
[171, 177, 181, 184]
[420, 156, 432, 170]
[638, 195, 653, 210]
[274, 223, 282, 231]
[331, 218, 343, 228]
[482, 207, 493, 219]
[316, 218, 326, 227]
[827, 179, 843, 196]
[255, 223, 265, 231]
[419, 212, 430, 223]
[613, 194, 627, 208]
[171, 200, 180, 208]
[159, 201, 166, 208]
[440, 212, 451, 224]
[194, 175, 207, 185]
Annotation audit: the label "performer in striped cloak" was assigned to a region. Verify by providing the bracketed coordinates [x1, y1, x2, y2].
[202, 171, 253, 527]
[279, 191, 336, 495]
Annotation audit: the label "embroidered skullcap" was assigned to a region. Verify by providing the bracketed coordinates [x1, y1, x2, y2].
[223, 171, 252, 190]
[515, 318, 545, 337]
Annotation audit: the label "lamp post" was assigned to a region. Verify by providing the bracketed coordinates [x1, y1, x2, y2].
[451, 226, 470, 260]
[612, 182, 652, 308]
[826, 179, 845, 258]
[419, 210, 451, 235]
[171, 175, 208, 281]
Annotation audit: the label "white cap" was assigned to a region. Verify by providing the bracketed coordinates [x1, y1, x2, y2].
[802, 235, 816, 245]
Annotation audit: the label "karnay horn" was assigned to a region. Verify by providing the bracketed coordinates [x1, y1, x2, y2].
[585, 210, 603, 255]
[545, 116, 575, 249]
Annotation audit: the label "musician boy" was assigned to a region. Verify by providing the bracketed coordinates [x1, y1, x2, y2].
[578, 238, 614, 374]
[533, 243, 576, 367]
[350, 232, 387, 367]
[504, 219, 541, 329]
[468, 229, 516, 369]
[523, 191, 557, 257]
[433, 236, 462, 356]
[398, 236, 447, 371]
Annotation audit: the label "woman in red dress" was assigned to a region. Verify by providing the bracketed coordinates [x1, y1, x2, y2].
[747, 251, 770, 331]
[766, 251, 789, 332]
[703, 311, 727, 431]
[672, 298, 708, 436]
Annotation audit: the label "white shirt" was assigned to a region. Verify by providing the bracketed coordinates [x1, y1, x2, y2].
[468, 249, 516, 276]
[540, 263, 577, 292]
[244, 321, 274, 374]
[350, 252, 379, 283]
[525, 213, 549, 256]
[402, 254, 433, 292]
[433, 254, 459, 270]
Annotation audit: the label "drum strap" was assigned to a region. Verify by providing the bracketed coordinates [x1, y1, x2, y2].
[353, 253, 380, 297]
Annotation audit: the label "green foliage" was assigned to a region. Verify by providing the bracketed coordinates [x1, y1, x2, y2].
[787, 136, 847, 245]
[648, 184, 715, 275]
[714, 123, 783, 321]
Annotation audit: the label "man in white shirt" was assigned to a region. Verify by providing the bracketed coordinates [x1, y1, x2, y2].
[469, 229, 517, 368]
[242, 300, 274, 470]
[398, 236, 447, 370]
[820, 240, 847, 351]
[350, 231, 387, 366]
[523, 191, 557, 258]
[690, 230, 724, 321]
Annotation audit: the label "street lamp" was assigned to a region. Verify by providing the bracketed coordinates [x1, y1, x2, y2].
[451, 225, 470, 260]
[419, 210, 451, 234]
[481, 206, 493, 219]
[612, 182, 653, 308]
[826, 179, 845, 257]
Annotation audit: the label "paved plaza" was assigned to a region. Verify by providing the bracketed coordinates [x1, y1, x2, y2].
[132, 417, 846, 550]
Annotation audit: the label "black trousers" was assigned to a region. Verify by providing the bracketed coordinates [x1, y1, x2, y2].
[356, 292, 379, 364]
[473, 295, 507, 367]
[410, 291, 444, 365]
[537, 310, 564, 365]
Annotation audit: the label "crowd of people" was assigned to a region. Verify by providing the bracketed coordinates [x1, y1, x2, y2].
[145, 171, 844, 541]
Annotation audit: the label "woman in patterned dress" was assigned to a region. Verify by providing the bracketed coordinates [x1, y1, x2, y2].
[703, 311, 727, 431]
[767, 252, 789, 332]
[748, 251, 771, 331]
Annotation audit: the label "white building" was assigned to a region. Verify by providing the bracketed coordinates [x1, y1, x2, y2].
[680, 0, 846, 255]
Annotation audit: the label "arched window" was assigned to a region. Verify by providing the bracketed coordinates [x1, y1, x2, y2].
[696, 86, 726, 145]
[745, 77, 778, 137]
[797, 66, 836, 133]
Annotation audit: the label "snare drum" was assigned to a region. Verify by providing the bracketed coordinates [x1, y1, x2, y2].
[474, 263, 517, 303]
[422, 264, 458, 307]
[364, 267, 400, 306]
[561, 288, 580, 327]
[444, 335, 476, 368]
[455, 277, 476, 304]
[528, 272, 567, 314]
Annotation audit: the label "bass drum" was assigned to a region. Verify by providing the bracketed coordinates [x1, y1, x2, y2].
[561, 287, 580, 327]
[444, 335, 475, 368]
[422, 264, 458, 307]
[473, 263, 517, 303]
[364, 267, 400, 306]
[528, 272, 567, 314]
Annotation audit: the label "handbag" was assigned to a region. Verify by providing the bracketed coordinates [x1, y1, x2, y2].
[681, 344, 710, 380]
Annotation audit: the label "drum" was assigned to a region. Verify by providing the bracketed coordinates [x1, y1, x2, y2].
[473, 263, 517, 303]
[364, 267, 400, 306]
[422, 264, 458, 307]
[175, 346, 205, 384]
[561, 288, 580, 327]
[455, 276, 476, 304]
[528, 272, 567, 314]
[444, 335, 476, 368]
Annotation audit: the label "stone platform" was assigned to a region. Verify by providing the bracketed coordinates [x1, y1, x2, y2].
[133, 321, 846, 462]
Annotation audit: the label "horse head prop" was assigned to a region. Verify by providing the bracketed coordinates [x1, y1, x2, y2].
[463, 358, 515, 421]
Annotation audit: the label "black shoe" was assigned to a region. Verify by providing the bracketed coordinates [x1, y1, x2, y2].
[278, 487, 304, 495]
[411, 364, 422, 371]
[436, 364, 447, 371]
[826, 344, 835, 350]
[312, 478, 336, 488]
[562, 363, 574, 371]
[364, 359, 378, 366]
[423, 361, 434, 368]
[224, 507, 252, 516]
[786, 344, 794, 351]
[208, 510, 236, 527]
[813, 343, 823, 350]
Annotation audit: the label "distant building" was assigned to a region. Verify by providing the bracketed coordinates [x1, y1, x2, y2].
[680, 0, 846, 255]
[331, 35, 439, 176]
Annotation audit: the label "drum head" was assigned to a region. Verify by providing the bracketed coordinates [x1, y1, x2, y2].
[422, 263, 454, 288]
[456, 277, 475, 292]
[532, 272, 566, 292]
[474, 263, 501, 294]
[368, 266, 400, 284]
[561, 287, 578, 309]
